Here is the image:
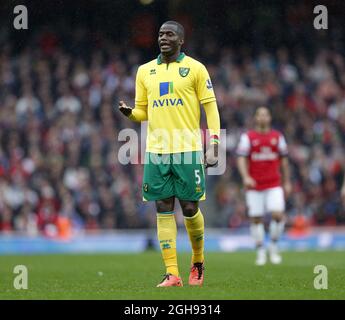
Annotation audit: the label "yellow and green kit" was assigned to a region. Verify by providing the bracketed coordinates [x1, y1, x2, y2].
[130, 52, 220, 201]
[142, 151, 206, 201]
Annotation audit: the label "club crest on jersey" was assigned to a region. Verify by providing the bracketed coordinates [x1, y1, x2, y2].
[271, 138, 277, 145]
[179, 67, 190, 77]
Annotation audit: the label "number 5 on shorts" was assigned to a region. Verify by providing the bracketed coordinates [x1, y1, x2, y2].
[195, 169, 201, 185]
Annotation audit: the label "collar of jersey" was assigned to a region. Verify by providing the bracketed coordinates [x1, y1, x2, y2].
[157, 52, 185, 65]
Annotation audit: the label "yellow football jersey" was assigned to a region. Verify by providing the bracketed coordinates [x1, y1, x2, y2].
[135, 52, 216, 154]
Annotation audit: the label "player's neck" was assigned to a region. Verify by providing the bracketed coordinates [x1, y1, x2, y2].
[161, 51, 181, 64]
[255, 126, 271, 133]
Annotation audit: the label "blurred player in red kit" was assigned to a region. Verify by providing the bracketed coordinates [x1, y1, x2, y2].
[237, 107, 292, 265]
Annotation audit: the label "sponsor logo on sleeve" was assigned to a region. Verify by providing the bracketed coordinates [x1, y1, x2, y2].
[206, 79, 213, 89]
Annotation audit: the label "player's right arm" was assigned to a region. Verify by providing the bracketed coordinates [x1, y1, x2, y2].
[237, 157, 256, 188]
[119, 101, 147, 121]
[118, 66, 148, 122]
[236, 133, 256, 188]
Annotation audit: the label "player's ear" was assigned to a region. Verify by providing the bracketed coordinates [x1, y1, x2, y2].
[179, 38, 184, 46]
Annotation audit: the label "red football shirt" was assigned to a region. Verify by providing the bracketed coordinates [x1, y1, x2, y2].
[236, 129, 288, 190]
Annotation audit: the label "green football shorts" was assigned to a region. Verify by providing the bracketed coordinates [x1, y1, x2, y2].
[142, 151, 206, 201]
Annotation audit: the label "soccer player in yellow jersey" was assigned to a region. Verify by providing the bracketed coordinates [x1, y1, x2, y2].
[119, 21, 220, 287]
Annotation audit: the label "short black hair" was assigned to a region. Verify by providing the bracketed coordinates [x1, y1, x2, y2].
[161, 21, 184, 39]
[254, 106, 272, 116]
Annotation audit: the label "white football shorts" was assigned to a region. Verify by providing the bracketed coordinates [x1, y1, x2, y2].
[245, 186, 285, 217]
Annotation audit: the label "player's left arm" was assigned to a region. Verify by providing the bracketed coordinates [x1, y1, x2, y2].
[341, 173, 345, 202]
[279, 134, 292, 197]
[203, 100, 220, 167]
[196, 64, 220, 167]
[281, 157, 292, 197]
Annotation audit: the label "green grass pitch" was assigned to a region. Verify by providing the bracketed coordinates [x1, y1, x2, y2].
[0, 251, 344, 299]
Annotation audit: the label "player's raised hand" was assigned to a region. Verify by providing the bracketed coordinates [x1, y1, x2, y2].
[119, 100, 133, 117]
[205, 144, 218, 168]
[243, 175, 256, 188]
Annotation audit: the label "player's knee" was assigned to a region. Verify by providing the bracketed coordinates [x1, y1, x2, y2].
[181, 202, 198, 217]
[251, 217, 263, 224]
[271, 212, 284, 222]
[156, 197, 175, 213]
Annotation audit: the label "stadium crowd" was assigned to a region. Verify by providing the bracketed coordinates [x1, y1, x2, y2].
[1, 27, 345, 235]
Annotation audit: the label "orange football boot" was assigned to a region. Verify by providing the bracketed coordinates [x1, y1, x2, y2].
[156, 273, 183, 287]
[189, 262, 204, 286]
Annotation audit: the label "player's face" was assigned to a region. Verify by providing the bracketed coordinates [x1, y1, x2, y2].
[255, 108, 271, 128]
[158, 24, 182, 56]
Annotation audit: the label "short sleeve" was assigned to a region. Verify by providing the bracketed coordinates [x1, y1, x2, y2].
[135, 66, 148, 106]
[278, 134, 288, 156]
[236, 133, 251, 156]
[195, 64, 216, 104]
